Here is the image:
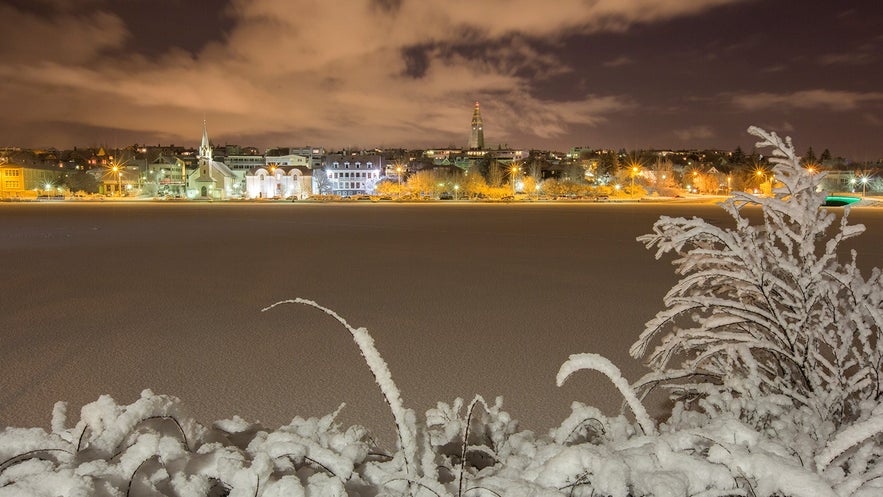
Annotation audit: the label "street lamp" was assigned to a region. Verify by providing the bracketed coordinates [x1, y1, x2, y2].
[511, 165, 520, 194]
[631, 166, 638, 190]
[727, 175, 732, 195]
[755, 169, 772, 195]
[112, 165, 122, 196]
[861, 176, 869, 197]
[454, 184, 459, 200]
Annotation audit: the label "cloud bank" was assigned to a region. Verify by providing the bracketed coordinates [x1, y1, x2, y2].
[0, 0, 750, 149]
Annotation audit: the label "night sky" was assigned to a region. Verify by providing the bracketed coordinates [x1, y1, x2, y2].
[2, 0, 881, 159]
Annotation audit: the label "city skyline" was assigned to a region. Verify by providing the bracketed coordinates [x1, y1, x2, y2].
[1, 0, 882, 159]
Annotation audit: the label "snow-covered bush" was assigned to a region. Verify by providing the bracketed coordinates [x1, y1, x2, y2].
[632, 126, 883, 428]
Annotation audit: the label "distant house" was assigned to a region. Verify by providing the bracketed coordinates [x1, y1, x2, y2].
[145, 154, 187, 197]
[88, 166, 139, 196]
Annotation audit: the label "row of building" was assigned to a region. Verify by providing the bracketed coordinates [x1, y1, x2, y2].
[0, 103, 526, 200]
[2, 101, 879, 199]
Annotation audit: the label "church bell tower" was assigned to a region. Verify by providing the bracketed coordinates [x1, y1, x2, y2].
[468, 101, 484, 150]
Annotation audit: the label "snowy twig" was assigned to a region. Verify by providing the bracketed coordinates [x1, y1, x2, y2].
[263, 298, 419, 480]
[557, 353, 657, 436]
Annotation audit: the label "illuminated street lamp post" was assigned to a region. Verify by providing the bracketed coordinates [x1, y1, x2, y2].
[755, 170, 769, 195]
[727, 175, 732, 195]
[454, 184, 459, 200]
[631, 166, 638, 190]
[861, 176, 868, 197]
[511, 165, 519, 194]
[112, 165, 122, 196]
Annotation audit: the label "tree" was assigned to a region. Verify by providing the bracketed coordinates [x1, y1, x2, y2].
[460, 169, 488, 199]
[650, 158, 677, 192]
[486, 160, 504, 188]
[801, 146, 818, 166]
[597, 151, 617, 176]
[374, 179, 401, 197]
[62, 171, 99, 194]
[521, 176, 537, 197]
[526, 157, 543, 183]
[406, 170, 437, 197]
[820, 148, 832, 163]
[313, 167, 332, 195]
[731, 146, 746, 167]
[632, 126, 883, 427]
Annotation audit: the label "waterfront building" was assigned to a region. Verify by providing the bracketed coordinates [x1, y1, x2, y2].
[245, 165, 312, 199]
[0, 161, 64, 198]
[320, 154, 383, 197]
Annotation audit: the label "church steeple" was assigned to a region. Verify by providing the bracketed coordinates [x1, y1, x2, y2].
[468, 101, 484, 150]
[199, 120, 213, 163]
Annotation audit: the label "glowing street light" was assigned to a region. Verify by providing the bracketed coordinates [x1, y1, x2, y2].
[111, 165, 122, 196]
[861, 175, 869, 197]
[755, 169, 773, 195]
[511, 165, 520, 194]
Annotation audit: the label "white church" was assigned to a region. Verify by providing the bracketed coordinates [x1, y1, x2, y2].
[188, 122, 238, 199]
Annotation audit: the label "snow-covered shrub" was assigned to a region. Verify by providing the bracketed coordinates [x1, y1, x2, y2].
[632, 126, 883, 428]
[0, 390, 376, 497]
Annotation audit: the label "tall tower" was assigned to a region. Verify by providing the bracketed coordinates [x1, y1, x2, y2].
[468, 101, 484, 150]
[198, 120, 213, 163]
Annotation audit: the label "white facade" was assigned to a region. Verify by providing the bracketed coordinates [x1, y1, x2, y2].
[320, 154, 383, 197]
[245, 166, 311, 199]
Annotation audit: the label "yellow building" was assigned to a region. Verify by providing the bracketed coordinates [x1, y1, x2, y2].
[0, 163, 63, 198]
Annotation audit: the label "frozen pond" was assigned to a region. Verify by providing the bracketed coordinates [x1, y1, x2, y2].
[2, 202, 882, 447]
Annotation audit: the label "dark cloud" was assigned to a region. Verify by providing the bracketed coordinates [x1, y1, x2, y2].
[1, 0, 882, 159]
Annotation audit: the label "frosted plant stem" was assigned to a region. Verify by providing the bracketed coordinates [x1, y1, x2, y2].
[263, 298, 417, 479]
[557, 353, 657, 436]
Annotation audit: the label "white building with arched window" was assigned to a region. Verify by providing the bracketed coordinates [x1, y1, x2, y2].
[245, 165, 312, 199]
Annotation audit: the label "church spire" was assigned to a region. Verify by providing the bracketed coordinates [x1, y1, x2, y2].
[468, 101, 484, 150]
[199, 120, 212, 163]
